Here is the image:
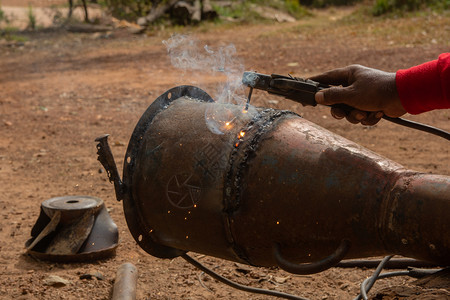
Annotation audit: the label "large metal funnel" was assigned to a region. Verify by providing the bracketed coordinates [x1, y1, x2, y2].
[96, 86, 449, 274]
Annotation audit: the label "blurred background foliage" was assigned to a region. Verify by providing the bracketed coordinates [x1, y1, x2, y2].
[101, 0, 449, 22]
[371, 0, 449, 15]
[0, 0, 448, 29]
[104, 0, 155, 20]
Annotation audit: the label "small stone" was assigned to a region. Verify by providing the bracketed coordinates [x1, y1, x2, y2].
[79, 271, 104, 280]
[234, 263, 251, 274]
[273, 276, 289, 284]
[44, 275, 70, 287]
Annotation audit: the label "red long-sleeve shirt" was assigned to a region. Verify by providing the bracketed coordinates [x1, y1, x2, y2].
[396, 53, 450, 114]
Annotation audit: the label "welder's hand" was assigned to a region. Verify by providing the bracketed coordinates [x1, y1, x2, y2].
[309, 65, 406, 125]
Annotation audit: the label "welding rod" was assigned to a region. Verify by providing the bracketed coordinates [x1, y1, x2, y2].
[112, 263, 138, 300]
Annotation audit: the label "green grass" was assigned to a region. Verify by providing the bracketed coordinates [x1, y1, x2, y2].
[27, 5, 37, 30]
[0, 6, 4, 23]
[212, 0, 310, 24]
[265, 0, 311, 18]
[0, 26, 28, 42]
[0, 2, 10, 25]
[302, 0, 363, 8]
[275, 2, 450, 48]
[212, 2, 266, 23]
[338, 6, 450, 46]
[372, 0, 450, 16]
[7, 34, 28, 42]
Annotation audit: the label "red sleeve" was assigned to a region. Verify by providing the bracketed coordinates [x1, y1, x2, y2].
[396, 53, 450, 114]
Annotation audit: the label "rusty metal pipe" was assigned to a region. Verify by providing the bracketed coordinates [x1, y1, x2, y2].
[96, 86, 450, 274]
[111, 263, 138, 300]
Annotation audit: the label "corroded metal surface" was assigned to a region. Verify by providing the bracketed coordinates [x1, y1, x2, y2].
[26, 196, 118, 262]
[97, 86, 450, 273]
[112, 263, 138, 300]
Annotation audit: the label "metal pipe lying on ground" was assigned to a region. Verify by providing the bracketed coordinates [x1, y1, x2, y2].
[96, 86, 449, 275]
[112, 263, 138, 300]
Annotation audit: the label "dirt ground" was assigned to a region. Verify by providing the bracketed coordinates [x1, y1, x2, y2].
[1, 2, 449, 300]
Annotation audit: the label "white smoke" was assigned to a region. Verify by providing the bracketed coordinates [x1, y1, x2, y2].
[163, 34, 247, 106]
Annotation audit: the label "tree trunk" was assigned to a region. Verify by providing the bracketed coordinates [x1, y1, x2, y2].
[82, 0, 89, 22]
[137, 0, 179, 26]
[192, 0, 201, 22]
[202, 0, 218, 20]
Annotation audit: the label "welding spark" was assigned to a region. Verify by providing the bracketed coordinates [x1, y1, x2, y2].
[225, 117, 237, 128]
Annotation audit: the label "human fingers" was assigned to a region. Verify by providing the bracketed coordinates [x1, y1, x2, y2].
[330, 107, 346, 119]
[331, 107, 375, 125]
[361, 111, 383, 126]
[309, 66, 351, 86]
[315, 86, 356, 106]
[345, 109, 367, 124]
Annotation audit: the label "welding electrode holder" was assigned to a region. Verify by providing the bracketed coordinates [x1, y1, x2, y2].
[243, 72, 338, 108]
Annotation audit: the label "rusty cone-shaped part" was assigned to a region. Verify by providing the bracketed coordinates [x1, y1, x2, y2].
[96, 86, 449, 274]
[26, 196, 118, 262]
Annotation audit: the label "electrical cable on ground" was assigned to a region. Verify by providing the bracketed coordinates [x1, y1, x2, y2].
[183, 252, 445, 300]
[360, 270, 410, 300]
[354, 255, 394, 300]
[354, 255, 444, 300]
[182, 253, 310, 300]
[336, 258, 439, 269]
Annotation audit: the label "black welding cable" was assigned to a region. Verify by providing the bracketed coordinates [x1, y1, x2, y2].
[360, 270, 409, 300]
[336, 258, 439, 269]
[353, 255, 394, 300]
[359, 268, 443, 300]
[323, 103, 450, 140]
[354, 255, 444, 300]
[382, 116, 450, 141]
[181, 253, 310, 300]
[183, 252, 444, 300]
